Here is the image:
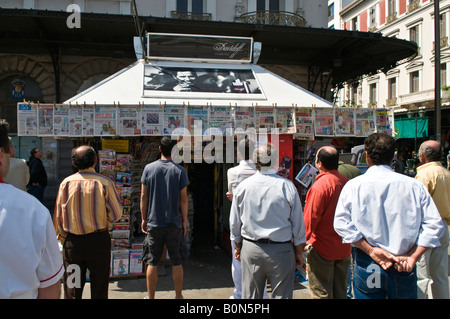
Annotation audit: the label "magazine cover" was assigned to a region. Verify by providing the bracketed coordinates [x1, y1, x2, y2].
[294, 163, 318, 188]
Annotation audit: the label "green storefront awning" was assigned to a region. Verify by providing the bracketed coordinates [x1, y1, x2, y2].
[395, 117, 428, 139]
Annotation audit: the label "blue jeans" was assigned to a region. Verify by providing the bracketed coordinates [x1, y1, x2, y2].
[353, 249, 417, 299]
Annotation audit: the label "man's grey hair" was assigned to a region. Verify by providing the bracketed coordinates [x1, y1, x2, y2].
[418, 142, 442, 162]
[252, 143, 277, 170]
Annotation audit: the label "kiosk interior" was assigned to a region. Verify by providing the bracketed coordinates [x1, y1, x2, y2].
[17, 33, 395, 278]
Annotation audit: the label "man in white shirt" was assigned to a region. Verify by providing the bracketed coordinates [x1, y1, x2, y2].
[0, 119, 63, 299]
[334, 132, 444, 299]
[226, 138, 257, 299]
[230, 142, 306, 299]
[4, 138, 29, 191]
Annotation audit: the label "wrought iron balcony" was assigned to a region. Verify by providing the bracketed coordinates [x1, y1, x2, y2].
[170, 11, 212, 21]
[235, 10, 306, 27]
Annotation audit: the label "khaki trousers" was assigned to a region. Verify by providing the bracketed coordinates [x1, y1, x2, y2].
[307, 246, 350, 299]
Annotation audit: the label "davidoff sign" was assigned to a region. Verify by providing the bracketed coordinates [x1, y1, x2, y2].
[147, 33, 253, 63]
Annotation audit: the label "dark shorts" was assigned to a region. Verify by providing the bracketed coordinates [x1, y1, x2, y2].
[142, 224, 184, 266]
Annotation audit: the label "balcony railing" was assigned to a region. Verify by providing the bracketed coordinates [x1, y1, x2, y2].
[235, 10, 306, 27]
[170, 11, 212, 21]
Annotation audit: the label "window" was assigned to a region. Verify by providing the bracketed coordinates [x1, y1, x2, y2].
[176, 0, 203, 13]
[177, 0, 188, 12]
[388, 78, 397, 99]
[369, 83, 377, 104]
[410, 71, 420, 93]
[441, 63, 447, 88]
[351, 87, 358, 104]
[369, 5, 376, 27]
[269, 0, 279, 11]
[328, 3, 334, 18]
[352, 17, 358, 31]
[440, 13, 447, 39]
[388, 0, 396, 15]
[257, 0, 265, 11]
[409, 24, 420, 51]
[192, 0, 203, 13]
[257, 0, 279, 12]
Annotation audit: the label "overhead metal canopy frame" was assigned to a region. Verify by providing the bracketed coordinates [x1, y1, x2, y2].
[0, 8, 418, 102]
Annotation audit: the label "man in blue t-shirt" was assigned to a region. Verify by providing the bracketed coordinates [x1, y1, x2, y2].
[140, 136, 189, 299]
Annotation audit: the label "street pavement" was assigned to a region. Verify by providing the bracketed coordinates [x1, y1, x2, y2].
[79, 226, 450, 299]
[80, 242, 312, 299]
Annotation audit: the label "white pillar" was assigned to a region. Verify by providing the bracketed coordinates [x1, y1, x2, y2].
[285, 0, 294, 12]
[73, 0, 85, 12]
[23, 0, 35, 9]
[248, 0, 256, 12]
[206, 0, 216, 20]
[166, 0, 176, 17]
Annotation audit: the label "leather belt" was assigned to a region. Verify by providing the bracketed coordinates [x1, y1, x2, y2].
[244, 237, 291, 244]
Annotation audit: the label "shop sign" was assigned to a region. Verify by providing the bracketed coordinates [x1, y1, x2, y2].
[102, 139, 129, 153]
[147, 33, 253, 63]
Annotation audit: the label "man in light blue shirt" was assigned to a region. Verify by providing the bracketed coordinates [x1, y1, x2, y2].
[334, 132, 444, 299]
[230, 142, 306, 299]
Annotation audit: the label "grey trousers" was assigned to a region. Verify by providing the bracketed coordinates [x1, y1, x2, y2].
[240, 240, 296, 299]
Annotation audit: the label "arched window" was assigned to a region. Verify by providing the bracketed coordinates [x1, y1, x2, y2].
[0, 76, 43, 135]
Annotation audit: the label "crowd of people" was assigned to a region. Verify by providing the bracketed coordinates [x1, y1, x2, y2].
[227, 132, 449, 300]
[0, 116, 449, 299]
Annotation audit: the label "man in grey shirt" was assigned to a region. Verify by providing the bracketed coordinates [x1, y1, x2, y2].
[140, 137, 189, 299]
[230, 142, 306, 299]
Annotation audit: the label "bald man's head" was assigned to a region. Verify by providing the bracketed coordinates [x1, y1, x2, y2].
[316, 146, 339, 171]
[71, 145, 97, 170]
[418, 140, 442, 163]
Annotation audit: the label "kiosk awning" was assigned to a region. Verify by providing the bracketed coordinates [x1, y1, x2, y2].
[64, 59, 333, 108]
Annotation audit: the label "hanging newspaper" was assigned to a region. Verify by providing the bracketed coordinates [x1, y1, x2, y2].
[234, 106, 255, 132]
[334, 108, 355, 136]
[209, 105, 233, 135]
[187, 105, 209, 136]
[163, 105, 186, 135]
[82, 104, 94, 136]
[355, 108, 376, 137]
[68, 104, 83, 137]
[255, 106, 275, 132]
[375, 108, 394, 136]
[275, 107, 295, 134]
[53, 104, 70, 136]
[17, 102, 38, 136]
[118, 104, 141, 136]
[314, 108, 334, 137]
[38, 104, 54, 136]
[294, 107, 314, 140]
[94, 105, 117, 136]
[141, 105, 163, 135]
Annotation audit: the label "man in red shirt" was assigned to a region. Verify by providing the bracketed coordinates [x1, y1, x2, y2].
[303, 146, 351, 299]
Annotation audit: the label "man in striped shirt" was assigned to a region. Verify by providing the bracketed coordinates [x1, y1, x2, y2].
[54, 145, 123, 299]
